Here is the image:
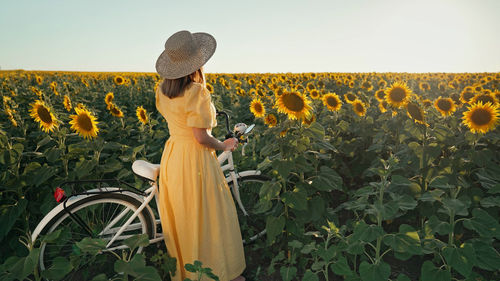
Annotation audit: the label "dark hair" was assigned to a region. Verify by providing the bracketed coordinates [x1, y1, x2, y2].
[160, 67, 205, 99]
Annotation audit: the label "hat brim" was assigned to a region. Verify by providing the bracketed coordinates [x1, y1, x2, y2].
[155, 32, 216, 79]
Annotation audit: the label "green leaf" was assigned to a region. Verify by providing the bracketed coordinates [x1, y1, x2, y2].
[425, 216, 451, 236]
[331, 256, 353, 276]
[311, 166, 343, 191]
[103, 158, 123, 173]
[90, 274, 108, 281]
[123, 233, 149, 252]
[308, 196, 326, 221]
[258, 181, 281, 201]
[397, 274, 411, 281]
[41, 228, 63, 243]
[359, 261, 390, 281]
[275, 159, 294, 179]
[419, 189, 445, 202]
[383, 224, 422, 256]
[281, 188, 307, 210]
[471, 240, 500, 271]
[441, 198, 468, 216]
[40, 256, 73, 281]
[279, 266, 297, 281]
[75, 237, 106, 256]
[480, 196, 500, 207]
[391, 194, 417, 211]
[463, 208, 500, 239]
[353, 222, 385, 243]
[184, 263, 196, 273]
[288, 240, 303, 249]
[302, 270, 319, 281]
[429, 176, 453, 189]
[22, 248, 40, 280]
[0, 199, 27, 240]
[266, 215, 285, 245]
[420, 260, 451, 281]
[300, 242, 316, 254]
[442, 244, 476, 278]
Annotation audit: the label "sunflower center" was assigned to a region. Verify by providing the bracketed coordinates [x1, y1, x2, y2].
[389, 87, 406, 102]
[470, 109, 492, 126]
[140, 111, 147, 120]
[77, 114, 93, 132]
[463, 92, 475, 101]
[475, 95, 494, 104]
[355, 102, 364, 113]
[254, 103, 263, 113]
[327, 97, 338, 107]
[437, 99, 452, 111]
[282, 93, 305, 112]
[346, 93, 356, 101]
[37, 106, 53, 123]
[407, 103, 424, 121]
[377, 91, 385, 99]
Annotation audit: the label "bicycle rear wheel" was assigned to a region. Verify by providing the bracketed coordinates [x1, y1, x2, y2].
[228, 174, 280, 245]
[38, 193, 154, 281]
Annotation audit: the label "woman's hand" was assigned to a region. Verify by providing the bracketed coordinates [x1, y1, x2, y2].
[223, 138, 238, 152]
[192, 128, 238, 151]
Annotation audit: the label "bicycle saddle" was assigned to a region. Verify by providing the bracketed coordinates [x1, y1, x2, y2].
[132, 160, 161, 182]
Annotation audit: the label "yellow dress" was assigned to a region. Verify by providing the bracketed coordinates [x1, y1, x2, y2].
[155, 82, 246, 281]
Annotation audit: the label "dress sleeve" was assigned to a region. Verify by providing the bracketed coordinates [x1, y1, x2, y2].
[185, 83, 214, 128]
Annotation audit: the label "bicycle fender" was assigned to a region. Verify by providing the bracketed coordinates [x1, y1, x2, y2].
[31, 188, 151, 244]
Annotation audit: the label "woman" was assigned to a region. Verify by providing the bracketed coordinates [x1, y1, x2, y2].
[154, 30, 246, 281]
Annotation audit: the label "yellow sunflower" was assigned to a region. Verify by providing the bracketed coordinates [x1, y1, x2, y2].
[6, 108, 18, 127]
[344, 92, 357, 104]
[114, 75, 125, 85]
[275, 91, 312, 120]
[264, 113, 277, 127]
[250, 98, 266, 118]
[378, 80, 387, 88]
[206, 83, 214, 94]
[422, 99, 432, 108]
[471, 93, 497, 106]
[136, 106, 148, 124]
[322, 93, 342, 111]
[361, 80, 373, 91]
[35, 75, 43, 85]
[63, 95, 72, 112]
[50, 81, 59, 95]
[406, 102, 427, 125]
[460, 88, 476, 104]
[29, 100, 58, 133]
[69, 107, 99, 139]
[385, 81, 412, 108]
[374, 89, 386, 102]
[109, 104, 124, 118]
[309, 89, 320, 100]
[419, 82, 430, 92]
[461, 102, 499, 134]
[379, 100, 389, 113]
[434, 97, 456, 116]
[105, 92, 114, 108]
[352, 99, 367, 117]
[306, 82, 316, 91]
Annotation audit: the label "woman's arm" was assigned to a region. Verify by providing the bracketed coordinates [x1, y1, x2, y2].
[192, 127, 238, 151]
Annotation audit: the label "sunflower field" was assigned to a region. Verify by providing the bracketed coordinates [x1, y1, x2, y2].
[1, 70, 499, 281]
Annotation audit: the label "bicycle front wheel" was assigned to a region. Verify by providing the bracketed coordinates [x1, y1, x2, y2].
[228, 174, 280, 245]
[38, 193, 154, 281]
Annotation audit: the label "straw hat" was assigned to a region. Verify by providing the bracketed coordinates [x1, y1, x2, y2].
[155, 30, 217, 79]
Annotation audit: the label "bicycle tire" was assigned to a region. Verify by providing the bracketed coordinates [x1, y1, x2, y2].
[228, 174, 280, 245]
[38, 193, 155, 281]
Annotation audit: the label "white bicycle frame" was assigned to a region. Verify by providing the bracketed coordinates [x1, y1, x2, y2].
[32, 147, 261, 250]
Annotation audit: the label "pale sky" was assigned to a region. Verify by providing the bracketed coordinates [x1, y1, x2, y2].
[0, 0, 499, 73]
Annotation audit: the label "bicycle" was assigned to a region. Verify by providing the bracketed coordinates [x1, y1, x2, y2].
[30, 111, 278, 279]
